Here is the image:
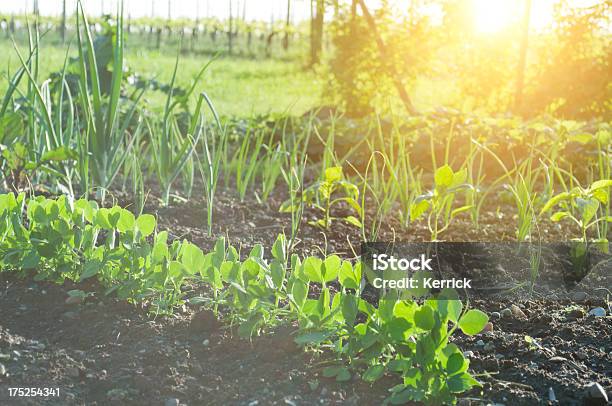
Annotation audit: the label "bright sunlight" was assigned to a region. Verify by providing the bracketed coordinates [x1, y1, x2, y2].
[472, 0, 555, 34]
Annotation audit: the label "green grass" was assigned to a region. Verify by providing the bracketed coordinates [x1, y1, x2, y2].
[0, 32, 321, 118]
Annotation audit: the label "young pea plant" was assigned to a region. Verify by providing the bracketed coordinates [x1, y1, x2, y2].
[286, 166, 362, 230]
[410, 165, 473, 241]
[541, 179, 612, 280]
[541, 179, 612, 244]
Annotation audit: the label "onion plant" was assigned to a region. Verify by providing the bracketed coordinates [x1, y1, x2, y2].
[279, 122, 311, 251]
[232, 127, 265, 202]
[194, 92, 225, 236]
[150, 49, 214, 205]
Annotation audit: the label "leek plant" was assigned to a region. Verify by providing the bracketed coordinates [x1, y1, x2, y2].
[8, 22, 79, 196]
[75, 2, 145, 200]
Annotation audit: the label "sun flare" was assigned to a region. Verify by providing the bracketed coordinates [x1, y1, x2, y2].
[472, 0, 519, 34]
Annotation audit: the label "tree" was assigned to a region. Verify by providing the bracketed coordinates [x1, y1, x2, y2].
[357, 0, 418, 115]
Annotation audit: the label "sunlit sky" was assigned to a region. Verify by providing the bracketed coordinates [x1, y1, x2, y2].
[0, 0, 604, 33]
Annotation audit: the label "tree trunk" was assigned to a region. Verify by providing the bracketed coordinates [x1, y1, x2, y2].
[514, 0, 532, 112]
[310, 0, 324, 65]
[357, 0, 418, 115]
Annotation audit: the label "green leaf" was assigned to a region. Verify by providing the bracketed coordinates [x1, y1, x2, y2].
[388, 359, 411, 373]
[116, 209, 135, 233]
[451, 205, 472, 219]
[458, 309, 489, 336]
[446, 353, 467, 376]
[325, 166, 343, 183]
[290, 278, 308, 309]
[451, 168, 468, 187]
[272, 234, 286, 261]
[136, 214, 156, 237]
[437, 297, 463, 323]
[294, 331, 332, 346]
[344, 215, 362, 228]
[322, 255, 341, 282]
[414, 305, 435, 330]
[94, 209, 113, 230]
[335, 367, 351, 382]
[362, 364, 384, 382]
[386, 317, 413, 341]
[540, 192, 570, 214]
[591, 189, 608, 205]
[576, 197, 599, 225]
[81, 260, 102, 281]
[338, 261, 361, 290]
[410, 200, 430, 221]
[181, 243, 204, 274]
[589, 179, 612, 191]
[550, 211, 570, 222]
[341, 294, 358, 326]
[303, 256, 323, 283]
[435, 165, 454, 188]
[40, 146, 77, 162]
[447, 373, 480, 393]
[323, 366, 342, 378]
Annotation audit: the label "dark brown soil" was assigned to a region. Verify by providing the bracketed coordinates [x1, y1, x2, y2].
[1, 184, 610, 405]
